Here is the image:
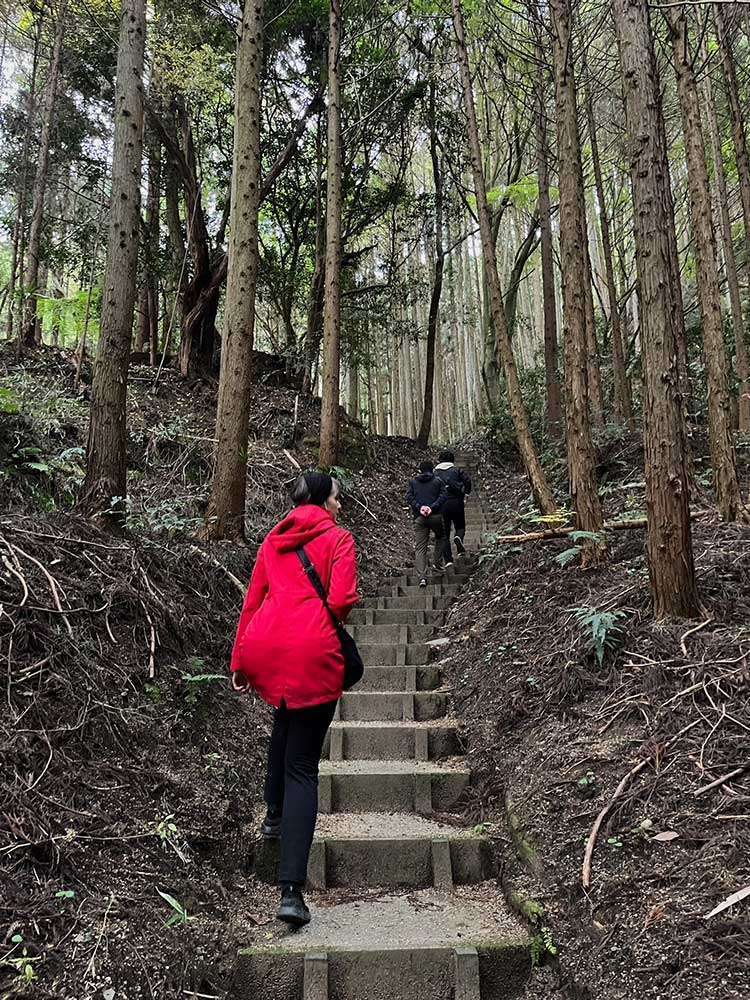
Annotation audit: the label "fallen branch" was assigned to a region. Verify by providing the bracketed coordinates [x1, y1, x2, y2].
[187, 545, 245, 596]
[495, 509, 708, 545]
[680, 617, 713, 657]
[582, 719, 700, 890]
[694, 764, 749, 798]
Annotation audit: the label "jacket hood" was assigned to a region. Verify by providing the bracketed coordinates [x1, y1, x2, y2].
[415, 472, 435, 483]
[268, 504, 336, 553]
[435, 462, 455, 470]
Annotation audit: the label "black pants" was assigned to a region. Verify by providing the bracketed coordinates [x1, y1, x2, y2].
[264, 698, 337, 886]
[442, 498, 466, 563]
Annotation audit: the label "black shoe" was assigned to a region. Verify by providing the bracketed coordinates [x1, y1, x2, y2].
[444, 560, 454, 568]
[454, 537, 465, 555]
[277, 885, 311, 927]
[260, 809, 281, 838]
[419, 577, 427, 588]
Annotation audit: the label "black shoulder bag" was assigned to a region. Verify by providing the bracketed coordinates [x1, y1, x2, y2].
[296, 548, 364, 691]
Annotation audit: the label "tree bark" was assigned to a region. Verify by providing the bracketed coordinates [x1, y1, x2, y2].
[584, 65, 633, 427]
[20, 1, 66, 350]
[665, 9, 746, 521]
[82, 0, 146, 513]
[714, 6, 750, 432]
[417, 75, 444, 449]
[202, 0, 265, 541]
[318, 0, 344, 467]
[581, 202, 605, 428]
[534, 41, 563, 438]
[550, 0, 605, 565]
[703, 49, 750, 433]
[611, 0, 700, 618]
[452, 0, 556, 514]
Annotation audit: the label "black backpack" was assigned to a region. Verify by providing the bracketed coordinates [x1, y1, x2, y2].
[438, 467, 465, 498]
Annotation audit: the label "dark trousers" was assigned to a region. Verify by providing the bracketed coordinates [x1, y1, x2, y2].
[414, 514, 444, 577]
[264, 698, 337, 886]
[442, 498, 466, 563]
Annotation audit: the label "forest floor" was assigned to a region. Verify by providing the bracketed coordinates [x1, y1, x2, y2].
[1, 345, 749, 1000]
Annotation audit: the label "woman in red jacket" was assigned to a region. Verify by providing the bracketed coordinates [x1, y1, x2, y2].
[230, 471, 359, 926]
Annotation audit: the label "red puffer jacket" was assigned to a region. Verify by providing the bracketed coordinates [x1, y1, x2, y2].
[230, 504, 360, 709]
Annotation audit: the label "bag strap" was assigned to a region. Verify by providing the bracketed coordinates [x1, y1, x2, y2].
[296, 548, 342, 628]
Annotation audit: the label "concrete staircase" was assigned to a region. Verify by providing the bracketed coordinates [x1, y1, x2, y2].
[235, 457, 529, 999]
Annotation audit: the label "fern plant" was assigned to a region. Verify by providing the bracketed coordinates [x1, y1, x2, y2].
[571, 606, 627, 666]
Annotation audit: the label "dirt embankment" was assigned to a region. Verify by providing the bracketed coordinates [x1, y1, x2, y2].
[442, 440, 750, 1000]
[0, 348, 433, 999]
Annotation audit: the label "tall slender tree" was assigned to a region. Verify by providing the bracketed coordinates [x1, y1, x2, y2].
[81, 0, 146, 511]
[533, 35, 562, 438]
[202, 0, 265, 541]
[452, 0, 556, 514]
[611, 0, 700, 618]
[702, 49, 750, 433]
[583, 64, 633, 427]
[318, 0, 344, 467]
[417, 67, 444, 449]
[20, 0, 67, 349]
[549, 0, 605, 565]
[665, 7, 746, 522]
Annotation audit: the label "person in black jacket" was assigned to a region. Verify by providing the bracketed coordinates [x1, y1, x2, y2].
[434, 451, 472, 567]
[405, 461, 447, 587]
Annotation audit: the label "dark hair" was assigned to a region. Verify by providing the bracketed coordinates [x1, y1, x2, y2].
[438, 450, 455, 463]
[419, 461, 434, 475]
[290, 471, 336, 507]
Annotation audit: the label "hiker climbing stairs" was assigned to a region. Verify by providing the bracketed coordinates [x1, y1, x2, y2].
[237, 457, 530, 999]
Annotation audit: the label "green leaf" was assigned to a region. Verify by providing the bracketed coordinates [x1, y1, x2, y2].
[55, 889, 76, 899]
[555, 547, 581, 567]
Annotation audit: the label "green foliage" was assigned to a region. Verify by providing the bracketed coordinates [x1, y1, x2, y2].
[571, 607, 627, 667]
[486, 175, 539, 212]
[555, 531, 606, 568]
[156, 889, 194, 928]
[530, 925, 558, 967]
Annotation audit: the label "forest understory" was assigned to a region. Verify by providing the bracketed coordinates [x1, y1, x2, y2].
[1, 348, 748, 1000]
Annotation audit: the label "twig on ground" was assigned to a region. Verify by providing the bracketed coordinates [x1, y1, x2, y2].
[695, 764, 750, 798]
[188, 545, 245, 596]
[582, 720, 701, 890]
[680, 617, 714, 657]
[8, 541, 73, 636]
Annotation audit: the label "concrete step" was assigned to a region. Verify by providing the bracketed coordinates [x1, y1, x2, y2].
[233, 887, 529, 1000]
[355, 664, 441, 692]
[338, 689, 448, 722]
[324, 720, 461, 761]
[360, 595, 453, 611]
[348, 608, 445, 627]
[358, 644, 430, 666]
[349, 623, 435, 644]
[384, 583, 463, 598]
[318, 759, 470, 814]
[253, 813, 494, 891]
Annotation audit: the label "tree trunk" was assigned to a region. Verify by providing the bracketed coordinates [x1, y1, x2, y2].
[302, 108, 326, 395]
[141, 118, 161, 364]
[714, 9, 750, 432]
[703, 49, 750, 432]
[20, 1, 66, 350]
[534, 41, 563, 438]
[452, 0, 556, 514]
[549, 0, 605, 565]
[202, 0, 264, 541]
[164, 154, 186, 352]
[417, 76, 444, 449]
[581, 204, 605, 428]
[611, 0, 700, 618]
[81, 0, 146, 513]
[665, 9, 746, 521]
[7, 20, 42, 342]
[318, 0, 344, 467]
[584, 66, 633, 427]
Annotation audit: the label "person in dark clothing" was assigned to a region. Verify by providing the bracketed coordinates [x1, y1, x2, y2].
[405, 461, 447, 586]
[434, 451, 472, 567]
